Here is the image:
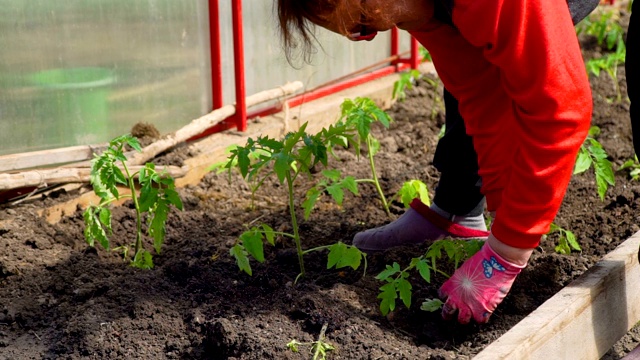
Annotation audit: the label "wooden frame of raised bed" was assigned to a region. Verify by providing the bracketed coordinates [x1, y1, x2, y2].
[475, 231, 640, 360]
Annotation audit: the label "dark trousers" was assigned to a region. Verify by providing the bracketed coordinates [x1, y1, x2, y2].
[628, 0, 639, 157]
[432, 89, 485, 216]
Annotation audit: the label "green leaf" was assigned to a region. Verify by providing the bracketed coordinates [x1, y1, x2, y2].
[262, 224, 275, 246]
[396, 278, 412, 309]
[164, 188, 183, 211]
[322, 169, 341, 181]
[341, 176, 359, 195]
[274, 153, 292, 184]
[376, 262, 401, 280]
[397, 180, 430, 208]
[566, 230, 581, 251]
[236, 147, 251, 178]
[369, 137, 381, 156]
[619, 159, 636, 170]
[378, 282, 397, 316]
[286, 340, 301, 353]
[421, 298, 444, 312]
[83, 208, 96, 247]
[230, 244, 252, 275]
[126, 136, 143, 152]
[325, 184, 345, 205]
[240, 229, 265, 262]
[303, 188, 321, 220]
[132, 249, 154, 269]
[138, 185, 159, 213]
[327, 242, 346, 269]
[327, 242, 362, 270]
[414, 258, 431, 283]
[98, 207, 112, 235]
[149, 199, 169, 254]
[574, 150, 592, 174]
[595, 158, 615, 185]
[83, 207, 110, 251]
[112, 166, 128, 185]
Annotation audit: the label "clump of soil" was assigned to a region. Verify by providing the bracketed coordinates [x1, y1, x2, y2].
[0, 10, 637, 360]
[131, 122, 161, 147]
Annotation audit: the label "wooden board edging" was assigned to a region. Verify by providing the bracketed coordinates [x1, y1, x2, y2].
[474, 231, 640, 360]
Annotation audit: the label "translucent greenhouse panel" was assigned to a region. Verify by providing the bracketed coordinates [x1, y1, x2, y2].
[0, 0, 211, 155]
[219, 1, 413, 106]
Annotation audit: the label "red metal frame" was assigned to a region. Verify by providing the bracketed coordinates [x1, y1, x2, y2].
[231, 0, 247, 131]
[199, 3, 422, 140]
[209, 0, 223, 109]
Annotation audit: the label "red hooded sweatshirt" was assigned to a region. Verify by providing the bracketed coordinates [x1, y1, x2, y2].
[410, 0, 592, 248]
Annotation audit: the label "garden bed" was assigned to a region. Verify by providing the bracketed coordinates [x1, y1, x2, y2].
[0, 9, 637, 360]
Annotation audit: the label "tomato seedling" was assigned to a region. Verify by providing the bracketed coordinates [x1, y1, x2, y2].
[338, 97, 393, 215]
[376, 239, 483, 315]
[578, 8, 627, 102]
[222, 122, 365, 281]
[573, 126, 615, 201]
[546, 223, 581, 255]
[619, 155, 640, 181]
[392, 69, 422, 102]
[84, 134, 183, 269]
[287, 323, 334, 360]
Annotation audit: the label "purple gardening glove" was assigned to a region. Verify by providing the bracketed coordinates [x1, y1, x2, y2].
[439, 240, 526, 324]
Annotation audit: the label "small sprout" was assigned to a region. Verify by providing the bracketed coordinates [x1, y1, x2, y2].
[619, 155, 640, 181]
[288, 323, 334, 360]
[393, 69, 422, 102]
[573, 126, 615, 201]
[421, 298, 444, 312]
[376, 239, 484, 316]
[395, 180, 430, 208]
[547, 223, 581, 255]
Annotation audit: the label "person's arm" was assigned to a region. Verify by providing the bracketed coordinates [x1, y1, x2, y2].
[413, 0, 592, 247]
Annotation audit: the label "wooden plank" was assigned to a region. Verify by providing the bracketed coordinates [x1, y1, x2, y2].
[0, 144, 107, 173]
[126, 81, 304, 166]
[474, 231, 640, 360]
[0, 165, 187, 190]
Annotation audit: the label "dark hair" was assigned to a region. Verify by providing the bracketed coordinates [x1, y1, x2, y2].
[275, 0, 322, 65]
[275, 0, 362, 65]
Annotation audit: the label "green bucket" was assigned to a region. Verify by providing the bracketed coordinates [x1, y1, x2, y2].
[30, 67, 114, 144]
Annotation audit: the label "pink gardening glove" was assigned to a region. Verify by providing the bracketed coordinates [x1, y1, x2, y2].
[439, 241, 526, 324]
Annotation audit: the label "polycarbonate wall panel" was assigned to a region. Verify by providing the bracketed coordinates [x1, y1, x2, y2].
[0, 1, 412, 156]
[219, 1, 412, 106]
[0, 0, 211, 155]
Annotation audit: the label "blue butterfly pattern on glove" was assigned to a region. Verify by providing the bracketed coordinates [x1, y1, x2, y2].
[482, 256, 506, 278]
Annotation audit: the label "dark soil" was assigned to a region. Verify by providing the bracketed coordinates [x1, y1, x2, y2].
[0, 11, 637, 360]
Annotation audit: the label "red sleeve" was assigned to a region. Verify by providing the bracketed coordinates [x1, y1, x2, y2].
[410, 0, 592, 248]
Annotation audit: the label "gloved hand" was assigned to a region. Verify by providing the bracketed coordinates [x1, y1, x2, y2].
[439, 239, 526, 324]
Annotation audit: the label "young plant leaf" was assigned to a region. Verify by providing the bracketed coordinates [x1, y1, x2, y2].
[230, 244, 252, 275]
[376, 262, 401, 280]
[421, 298, 444, 312]
[327, 242, 363, 270]
[396, 277, 413, 308]
[396, 180, 430, 208]
[240, 229, 265, 263]
[261, 224, 275, 246]
[132, 249, 154, 269]
[149, 199, 169, 254]
[378, 282, 398, 316]
[413, 258, 431, 283]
